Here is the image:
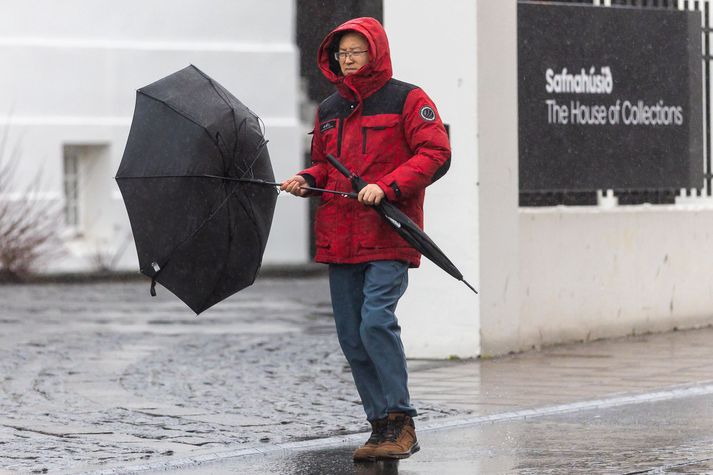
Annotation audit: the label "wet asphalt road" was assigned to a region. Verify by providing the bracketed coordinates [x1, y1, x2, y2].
[172, 392, 713, 475]
[5, 277, 713, 474]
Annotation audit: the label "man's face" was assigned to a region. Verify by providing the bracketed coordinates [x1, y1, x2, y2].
[337, 33, 370, 76]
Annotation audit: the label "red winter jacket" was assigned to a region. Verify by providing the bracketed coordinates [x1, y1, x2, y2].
[300, 17, 451, 267]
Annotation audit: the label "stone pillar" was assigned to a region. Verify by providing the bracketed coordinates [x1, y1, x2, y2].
[475, 0, 520, 357]
[384, 0, 518, 358]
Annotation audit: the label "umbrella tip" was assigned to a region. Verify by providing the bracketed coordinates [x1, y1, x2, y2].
[462, 279, 478, 294]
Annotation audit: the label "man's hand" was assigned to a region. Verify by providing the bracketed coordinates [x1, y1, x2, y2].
[280, 175, 308, 197]
[358, 184, 385, 206]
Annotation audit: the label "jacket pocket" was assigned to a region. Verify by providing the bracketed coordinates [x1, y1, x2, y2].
[361, 115, 401, 159]
[314, 191, 336, 249]
[355, 208, 410, 250]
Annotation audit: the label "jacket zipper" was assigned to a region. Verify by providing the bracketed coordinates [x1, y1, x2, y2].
[336, 119, 343, 157]
[362, 128, 367, 154]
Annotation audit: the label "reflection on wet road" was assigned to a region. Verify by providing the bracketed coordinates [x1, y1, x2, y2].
[172, 392, 713, 474]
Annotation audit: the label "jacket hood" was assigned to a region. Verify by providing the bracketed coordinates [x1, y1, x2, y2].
[317, 17, 393, 101]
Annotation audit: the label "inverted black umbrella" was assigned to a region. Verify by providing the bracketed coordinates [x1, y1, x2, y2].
[115, 65, 284, 314]
[325, 154, 478, 294]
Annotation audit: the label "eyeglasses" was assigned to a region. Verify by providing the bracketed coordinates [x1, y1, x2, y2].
[334, 50, 368, 61]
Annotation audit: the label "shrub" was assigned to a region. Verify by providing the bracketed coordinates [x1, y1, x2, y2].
[0, 131, 63, 281]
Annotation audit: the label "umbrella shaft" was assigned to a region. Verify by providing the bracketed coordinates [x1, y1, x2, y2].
[203, 175, 357, 198]
[202, 174, 281, 187]
[115, 174, 356, 198]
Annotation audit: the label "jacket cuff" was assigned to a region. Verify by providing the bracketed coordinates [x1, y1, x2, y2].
[376, 180, 398, 201]
[299, 173, 316, 188]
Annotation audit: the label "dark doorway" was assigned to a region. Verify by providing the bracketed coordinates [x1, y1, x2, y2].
[296, 1, 383, 258]
[296, 0, 383, 103]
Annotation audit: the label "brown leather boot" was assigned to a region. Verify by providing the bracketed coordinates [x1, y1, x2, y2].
[352, 417, 388, 462]
[373, 412, 419, 460]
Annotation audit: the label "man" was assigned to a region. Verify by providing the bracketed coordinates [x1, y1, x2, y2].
[282, 17, 450, 462]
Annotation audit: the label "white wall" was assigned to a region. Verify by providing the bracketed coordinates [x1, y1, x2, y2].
[384, 0, 713, 358]
[475, 1, 520, 358]
[8, 0, 709, 357]
[519, 205, 713, 350]
[385, 0, 483, 358]
[382, 0, 713, 359]
[0, 0, 306, 271]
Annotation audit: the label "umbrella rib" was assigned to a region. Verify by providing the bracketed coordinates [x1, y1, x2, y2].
[152, 181, 237, 282]
[240, 116, 270, 178]
[195, 180, 263, 313]
[115, 174, 284, 189]
[130, 176, 272, 305]
[197, 68, 270, 180]
[230, 116, 267, 178]
[171, 66, 270, 183]
[201, 74, 241, 174]
[247, 136, 270, 176]
[136, 90, 226, 162]
[194, 68, 250, 177]
[115, 174, 355, 196]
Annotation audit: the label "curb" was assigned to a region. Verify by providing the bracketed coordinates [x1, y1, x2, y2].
[80, 381, 713, 475]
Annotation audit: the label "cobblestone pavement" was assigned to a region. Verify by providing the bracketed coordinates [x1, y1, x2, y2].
[0, 276, 460, 474]
[6, 277, 713, 474]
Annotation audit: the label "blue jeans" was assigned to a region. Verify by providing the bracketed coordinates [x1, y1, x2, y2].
[329, 260, 417, 421]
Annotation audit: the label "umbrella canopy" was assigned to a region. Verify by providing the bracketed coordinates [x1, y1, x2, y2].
[116, 65, 277, 314]
[325, 154, 477, 294]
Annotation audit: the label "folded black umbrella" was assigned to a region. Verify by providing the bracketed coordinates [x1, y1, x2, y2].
[325, 153, 477, 294]
[115, 65, 280, 314]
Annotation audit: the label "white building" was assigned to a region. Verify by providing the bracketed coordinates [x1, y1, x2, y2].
[391, 0, 713, 359]
[3, 0, 713, 358]
[0, 0, 307, 273]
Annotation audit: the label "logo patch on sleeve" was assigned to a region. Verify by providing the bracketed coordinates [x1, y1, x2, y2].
[320, 120, 337, 133]
[419, 106, 436, 122]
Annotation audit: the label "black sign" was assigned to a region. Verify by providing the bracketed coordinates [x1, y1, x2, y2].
[518, 2, 703, 192]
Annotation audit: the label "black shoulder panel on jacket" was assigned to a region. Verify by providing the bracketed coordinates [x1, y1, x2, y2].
[318, 92, 352, 123]
[318, 79, 418, 121]
[362, 79, 418, 117]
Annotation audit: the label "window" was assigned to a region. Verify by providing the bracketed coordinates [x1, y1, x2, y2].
[63, 146, 80, 228]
